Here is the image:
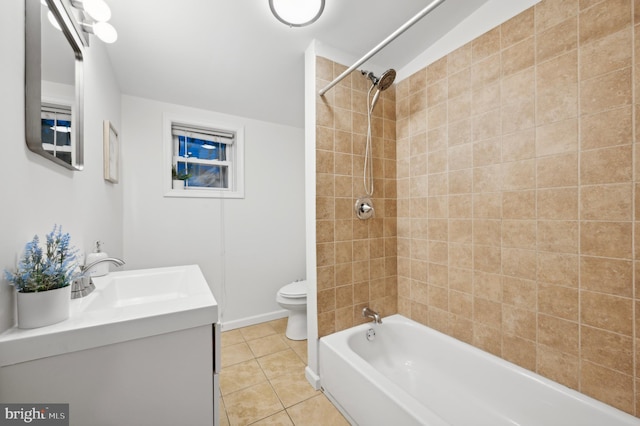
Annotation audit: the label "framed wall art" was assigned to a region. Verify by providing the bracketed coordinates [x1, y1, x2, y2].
[103, 120, 119, 183]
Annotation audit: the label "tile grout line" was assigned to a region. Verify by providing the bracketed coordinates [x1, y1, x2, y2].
[221, 319, 323, 425]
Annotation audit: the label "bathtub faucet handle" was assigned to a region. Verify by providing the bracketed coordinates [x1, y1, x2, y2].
[362, 307, 382, 324]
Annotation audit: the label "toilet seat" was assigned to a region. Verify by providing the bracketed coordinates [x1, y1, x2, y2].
[278, 280, 307, 299]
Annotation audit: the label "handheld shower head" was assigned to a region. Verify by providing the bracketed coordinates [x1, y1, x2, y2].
[360, 68, 396, 198]
[361, 69, 396, 91]
[361, 69, 396, 112]
[376, 69, 396, 91]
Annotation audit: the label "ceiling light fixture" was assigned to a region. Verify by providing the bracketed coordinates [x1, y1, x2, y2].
[269, 0, 325, 27]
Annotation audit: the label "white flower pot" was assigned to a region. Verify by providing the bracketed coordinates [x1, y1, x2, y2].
[173, 179, 185, 190]
[17, 285, 71, 329]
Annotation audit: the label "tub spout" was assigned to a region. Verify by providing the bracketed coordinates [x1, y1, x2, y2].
[363, 307, 382, 324]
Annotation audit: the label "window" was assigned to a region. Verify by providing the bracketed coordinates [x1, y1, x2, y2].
[41, 103, 73, 165]
[164, 115, 244, 198]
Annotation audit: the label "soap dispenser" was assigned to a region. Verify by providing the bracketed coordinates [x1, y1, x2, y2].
[86, 241, 109, 277]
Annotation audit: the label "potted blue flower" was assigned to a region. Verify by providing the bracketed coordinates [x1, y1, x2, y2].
[4, 225, 79, 328]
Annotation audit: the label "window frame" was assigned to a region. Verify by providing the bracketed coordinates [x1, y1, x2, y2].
[163, 114, 245, 199]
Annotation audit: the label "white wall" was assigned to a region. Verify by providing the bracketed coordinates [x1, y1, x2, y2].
[1, 0, 304, 332]
[121, 96, 306, 327]
[0, 0, 123, 332]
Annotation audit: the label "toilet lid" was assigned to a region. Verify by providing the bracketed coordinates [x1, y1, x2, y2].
[279, 280, 307, 298]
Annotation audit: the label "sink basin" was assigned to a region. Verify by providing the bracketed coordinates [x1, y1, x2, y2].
[75, 265, 214, 315]
[0, 265, 218, 367]
[83, 269, 190, 311]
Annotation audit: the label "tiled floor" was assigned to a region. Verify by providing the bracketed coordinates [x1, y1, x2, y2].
[220, 318, 349, 426]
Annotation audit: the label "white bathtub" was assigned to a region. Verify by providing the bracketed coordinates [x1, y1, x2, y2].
[319, 314, 640, 426]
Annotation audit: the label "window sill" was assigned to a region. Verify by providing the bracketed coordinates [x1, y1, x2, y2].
[164, 188, 244, 199]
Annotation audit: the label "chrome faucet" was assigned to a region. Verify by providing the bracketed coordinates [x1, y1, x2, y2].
[71, 257, 125, 299]
[362, 307, 382, 324]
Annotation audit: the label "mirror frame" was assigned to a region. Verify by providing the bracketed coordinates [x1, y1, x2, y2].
[25, 0, 87, 171]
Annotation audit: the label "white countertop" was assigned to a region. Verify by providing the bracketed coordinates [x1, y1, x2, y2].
[0, 264, 218, 367]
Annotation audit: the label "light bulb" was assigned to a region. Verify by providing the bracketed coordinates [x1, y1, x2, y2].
[93, 21, 117, 43]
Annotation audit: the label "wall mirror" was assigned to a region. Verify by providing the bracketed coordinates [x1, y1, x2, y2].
[25, 0, 87, 171]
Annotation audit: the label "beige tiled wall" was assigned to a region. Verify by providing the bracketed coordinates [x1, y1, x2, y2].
[315, 0, 640, 417]
[396, 0, 639, 415]
[315, 58, 398, 338]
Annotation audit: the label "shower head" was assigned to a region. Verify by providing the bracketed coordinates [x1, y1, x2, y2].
[361, 69, 396, 91]
[362, 69, 396, 112]
[377, 69, 396, 91]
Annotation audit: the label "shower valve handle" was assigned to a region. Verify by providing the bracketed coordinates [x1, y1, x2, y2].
[355, 198, 374, 220]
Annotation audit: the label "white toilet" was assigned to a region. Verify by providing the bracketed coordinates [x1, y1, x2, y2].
[276, 280, 307, 340]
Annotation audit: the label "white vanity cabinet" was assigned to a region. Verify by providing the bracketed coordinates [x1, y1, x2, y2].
[0, 325, 219, 425]
[0, 265, 220, 426]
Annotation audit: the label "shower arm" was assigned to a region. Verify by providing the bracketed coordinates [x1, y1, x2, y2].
[317, 0, 446, 96]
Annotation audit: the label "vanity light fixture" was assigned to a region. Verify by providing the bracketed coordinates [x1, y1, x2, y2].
[269, 0, 325, 27]
[68, 0, 118, 43]
[43, 0, 118, 44]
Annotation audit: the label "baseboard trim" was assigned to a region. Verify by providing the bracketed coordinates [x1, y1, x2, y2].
[221, 310, 288, 331]
[305, 365, 321, 390]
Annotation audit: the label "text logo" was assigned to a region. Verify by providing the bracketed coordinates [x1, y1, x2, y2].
[0, 405, 68, 426]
